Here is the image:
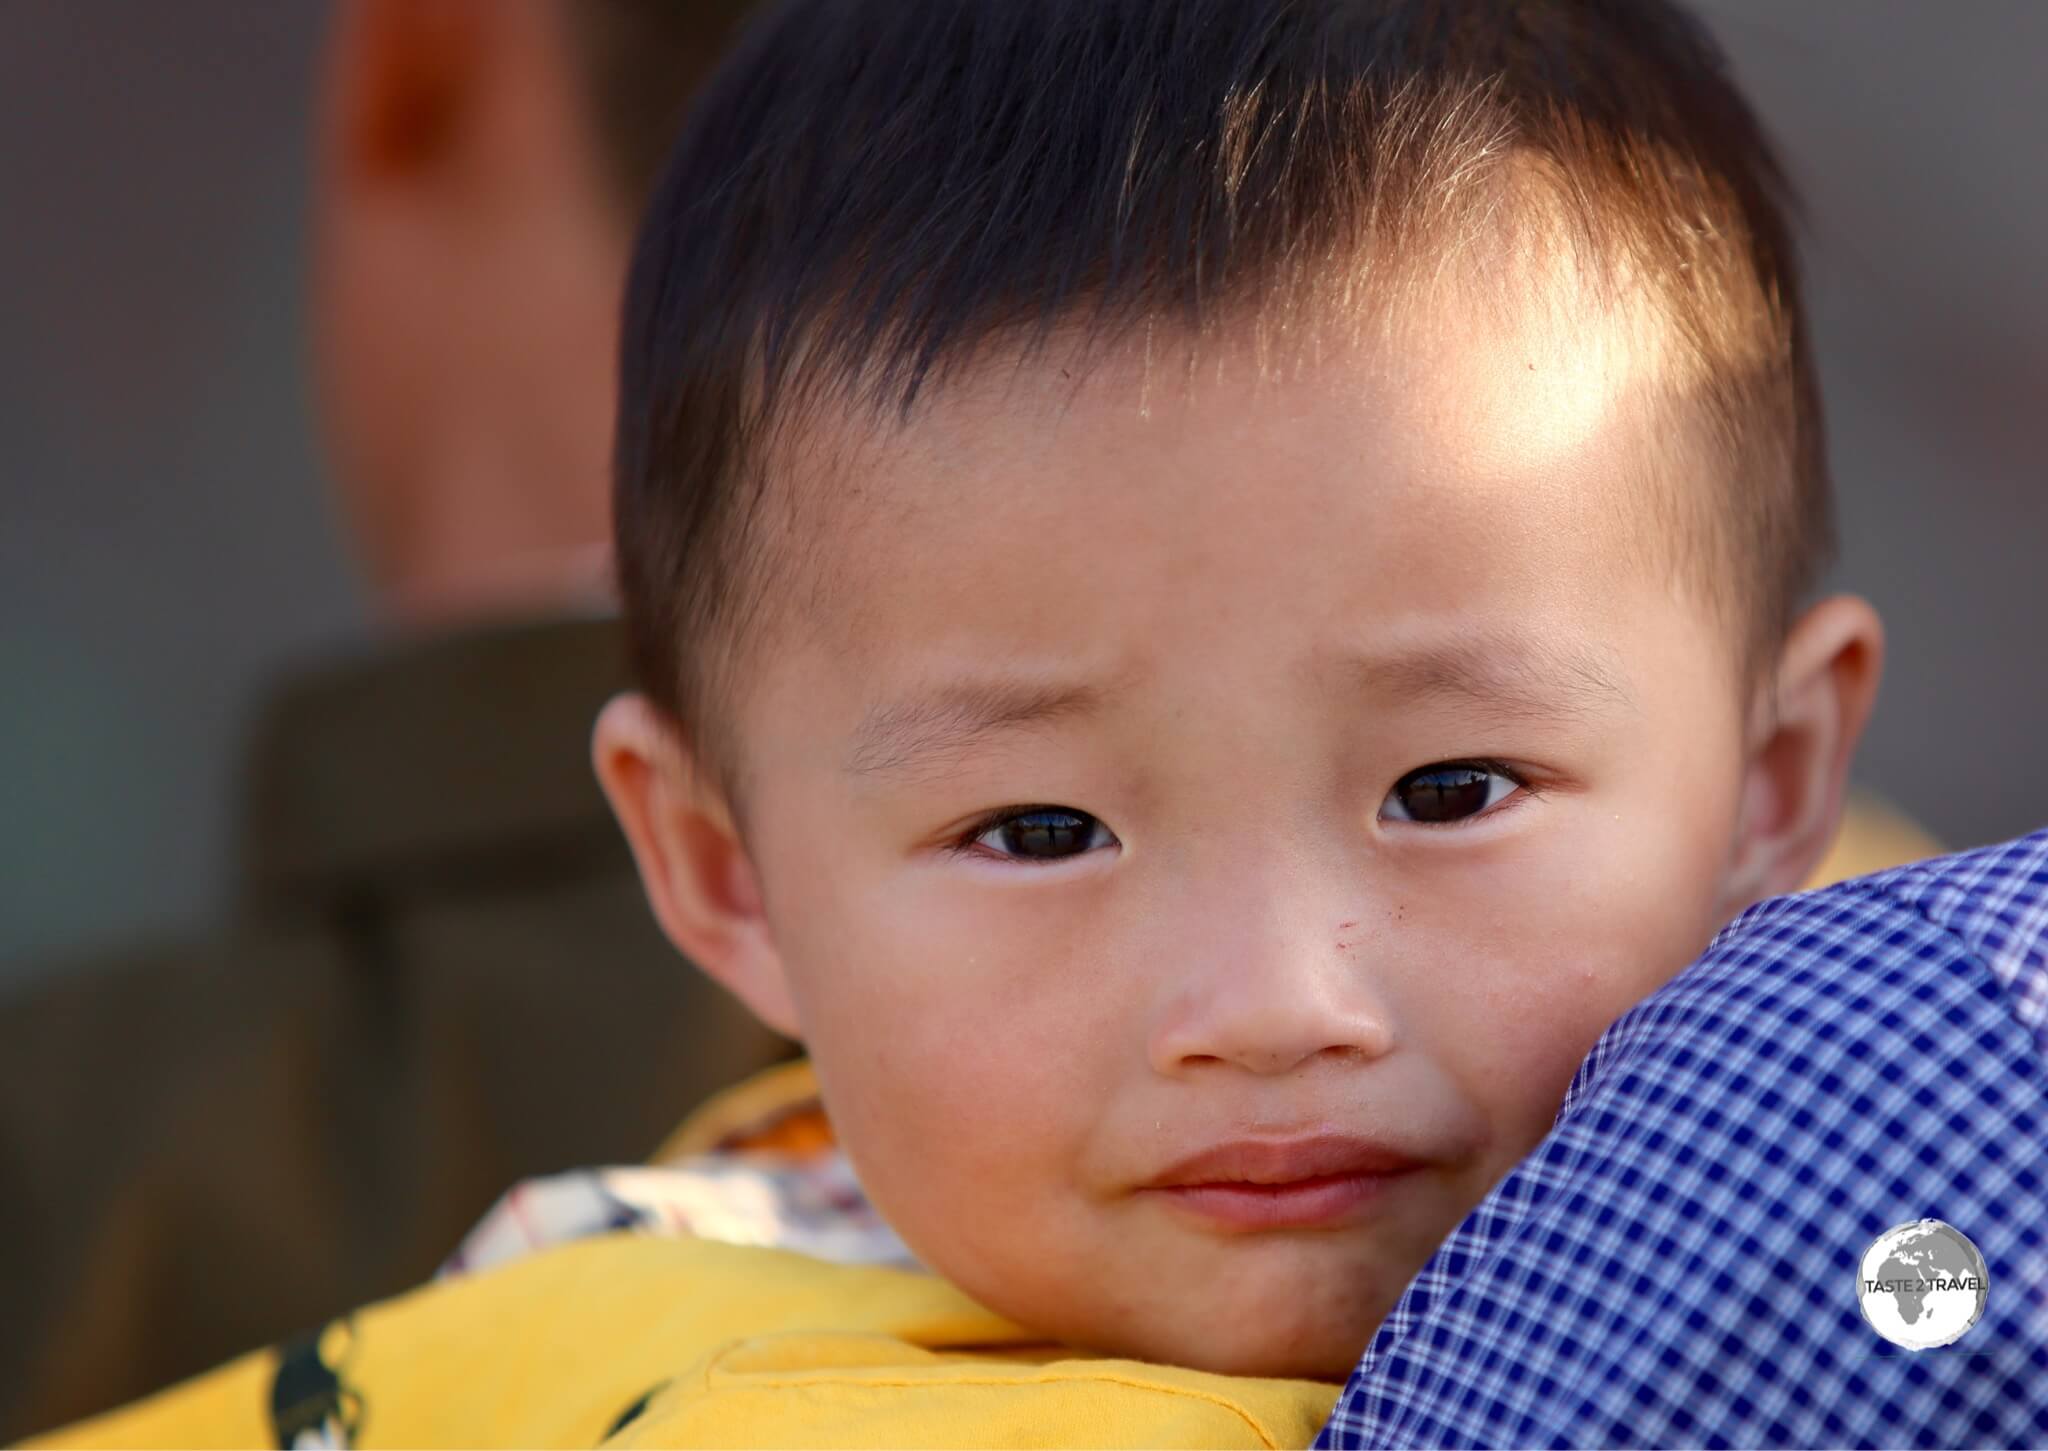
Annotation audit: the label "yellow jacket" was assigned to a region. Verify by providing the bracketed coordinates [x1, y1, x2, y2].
[30, 1229, 1336, 1449]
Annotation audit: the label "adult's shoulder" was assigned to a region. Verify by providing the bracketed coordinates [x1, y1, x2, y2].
[1848, 825, 2048, 1031]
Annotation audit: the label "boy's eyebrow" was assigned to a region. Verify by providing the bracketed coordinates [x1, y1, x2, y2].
[844, 633, 1630, 781]
[845, 676, 1118, 781]
[1316, 632, 1635, 724]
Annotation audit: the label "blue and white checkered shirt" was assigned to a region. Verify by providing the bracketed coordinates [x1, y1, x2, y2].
[1318, 828, 2048, 1449]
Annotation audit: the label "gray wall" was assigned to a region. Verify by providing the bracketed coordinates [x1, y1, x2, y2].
[1704, 2, 2048, 853]
[0, 1, 364, 972]
[1, 2, 2043, 984]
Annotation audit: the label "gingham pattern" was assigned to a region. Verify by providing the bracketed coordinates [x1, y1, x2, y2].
[1319, 828, 2048, 1449]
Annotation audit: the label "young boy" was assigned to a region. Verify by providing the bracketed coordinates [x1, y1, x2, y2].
[35, 0, 1890, 1443]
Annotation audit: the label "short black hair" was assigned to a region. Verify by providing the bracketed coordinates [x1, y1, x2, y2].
[615, 0, 1832, 806]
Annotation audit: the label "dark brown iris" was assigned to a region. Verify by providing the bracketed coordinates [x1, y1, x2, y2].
[999, 809, 1096, 859]
[1394, 766, 1493, 823]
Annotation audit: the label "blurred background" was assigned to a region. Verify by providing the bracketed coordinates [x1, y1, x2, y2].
[1, 3, 355, 972]
[0, 2, 795, 1436]
[4, 1, 2046, 979]
[0, 0, 2042, 1437]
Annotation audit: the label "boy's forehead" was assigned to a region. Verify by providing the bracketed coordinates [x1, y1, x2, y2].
[725, 285, 1720, 780]
[773, 270, 1692, 606]
[834, 240, 1674, 464]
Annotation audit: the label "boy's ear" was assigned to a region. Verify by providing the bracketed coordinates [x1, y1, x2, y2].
[592, 693, 802, 1039]
[1720, 594, 1886, 916]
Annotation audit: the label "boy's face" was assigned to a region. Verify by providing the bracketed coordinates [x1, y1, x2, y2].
[711, 301, 1760, 1378]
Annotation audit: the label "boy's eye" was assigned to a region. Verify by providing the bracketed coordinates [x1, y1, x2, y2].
[964, 807, 1115, 863]
[1380, 762, 1523, 825]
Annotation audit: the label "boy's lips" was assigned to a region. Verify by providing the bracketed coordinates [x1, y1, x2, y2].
[1140, 1134, 1427, 1232]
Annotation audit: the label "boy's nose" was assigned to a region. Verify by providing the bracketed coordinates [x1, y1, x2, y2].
[1144, 911, 1398, 1079]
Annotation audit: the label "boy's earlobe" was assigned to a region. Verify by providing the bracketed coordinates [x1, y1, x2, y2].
[591, 694, 802, 1038]
[1723, 594, 1886, 915]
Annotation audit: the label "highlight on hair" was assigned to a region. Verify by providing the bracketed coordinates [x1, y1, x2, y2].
[614, 0, 1833, 803]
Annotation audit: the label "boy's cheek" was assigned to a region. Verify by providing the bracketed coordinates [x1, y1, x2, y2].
[813, 1013, 1089, 1285]
[782, 851, 1127, 1083]
[1489, 912, 1712, 1095]
[793, 936, 1081, 1169]
[1401, 860, 1726, 1150]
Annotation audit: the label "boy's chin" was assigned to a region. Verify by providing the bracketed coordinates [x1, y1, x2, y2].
[1070, 1295, 1388, 1383]
[1117, 1326, 1374, 1383]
